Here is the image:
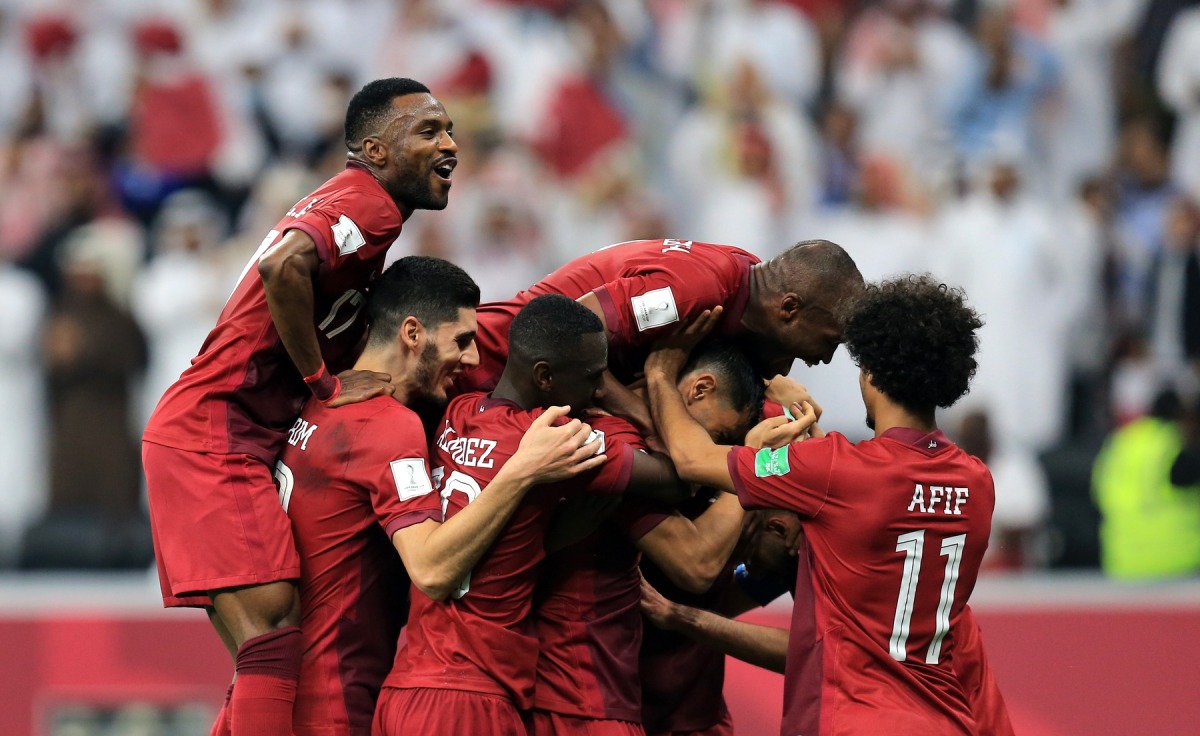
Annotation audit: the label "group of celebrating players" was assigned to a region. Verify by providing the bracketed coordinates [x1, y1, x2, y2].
[141, 78, 1012, 736]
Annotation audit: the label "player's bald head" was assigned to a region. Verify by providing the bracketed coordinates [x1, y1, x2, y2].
[766, 239, 863, 314]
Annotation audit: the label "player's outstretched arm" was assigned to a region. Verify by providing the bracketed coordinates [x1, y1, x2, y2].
[644, 308, 739, 491]
[641, 578, 788, 674]
[258, 229, 394, 407]
[393, 408, 604, 600]
[636, 493, 744, 594]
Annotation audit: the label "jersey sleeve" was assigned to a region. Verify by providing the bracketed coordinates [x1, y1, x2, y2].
[285, 187, 402, 274]
[347, 406, 442, 537]
[591, 259, 740, 349]
[569, 414, 648, 496]
[610, 496, 675, 542]
[726, 436, 837, 518]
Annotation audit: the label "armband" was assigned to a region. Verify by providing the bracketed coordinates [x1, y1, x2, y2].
[303, 363, 341, 404]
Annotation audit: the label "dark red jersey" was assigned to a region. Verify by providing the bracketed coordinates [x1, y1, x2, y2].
[457, 239, 759, 392]
[638, 490, 737, 733]
[532, 491, 669, 722]
[144, 163, 403, 463]
[278, 396, 441, 736]
[727, 428, 995, 736]
[383, 394, 642, 708]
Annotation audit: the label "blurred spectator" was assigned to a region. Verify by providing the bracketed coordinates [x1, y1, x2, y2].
[0, 254, 47, 567]
[815, 101, 860, 208]
[1113, 115, 1178, 325]
[667, 59, 818, 252]
[836, 0, 970, 199]
[957, 409, 1051, 570]
[947, 2, 1059, 179]
[114, 18, 223, 226]
[22, 222, 149, 570]
[938, 148, 1076, 452]
[1146, 196, 1200, 395]
[1092, 388, 1200, 579]
[1158, 5, 1200, 201]
[131, 190, 234, 427]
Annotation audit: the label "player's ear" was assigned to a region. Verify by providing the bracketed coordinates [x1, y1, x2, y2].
[400, 316, 423, 352]
[778, 292, 802, 322]
[532, 361, 553, 392]
[688, 373, 717, 402]
[360, 135, 388, 166]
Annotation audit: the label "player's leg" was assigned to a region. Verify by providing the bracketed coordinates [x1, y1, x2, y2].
[213, 581, 302, 736]
[373, 687, 528, 736]
[143, 442, 302, 736]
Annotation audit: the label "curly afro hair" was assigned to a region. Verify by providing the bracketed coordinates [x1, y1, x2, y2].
[843, 275, 983, 416]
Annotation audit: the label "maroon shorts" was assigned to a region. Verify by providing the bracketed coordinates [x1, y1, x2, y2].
[531, 710, 645, 736]
[648, 709, 734, 736]
[373, 687, 528, 736]
[143, 441, 300, 608]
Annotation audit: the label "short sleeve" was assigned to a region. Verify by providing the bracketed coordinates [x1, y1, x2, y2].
[592, 259, 742, 349]
[572, 414, 647, 496]
[610, 496, 674, 542]
[726, 436, 838, 518]
[286, 187, 402, 274]
[347, 405, 442, 536]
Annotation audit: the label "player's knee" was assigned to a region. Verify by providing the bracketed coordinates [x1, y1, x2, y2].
[212, 580, 301, 643]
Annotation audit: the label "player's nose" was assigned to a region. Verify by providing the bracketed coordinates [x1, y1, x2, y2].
[461, 340, 479, 368]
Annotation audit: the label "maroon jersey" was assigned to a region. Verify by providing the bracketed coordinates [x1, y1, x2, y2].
[727, 428, 994, 736]
[639, 491, 737, 733]
[457, 239, 759, 392]
[383, 394, 642, 708]
[278, 396, 441, 736]
[144, 163, 402, 463]
[533, 493, 670, 722]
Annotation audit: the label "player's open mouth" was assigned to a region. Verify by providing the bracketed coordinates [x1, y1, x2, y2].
[433, 157, 457, 183]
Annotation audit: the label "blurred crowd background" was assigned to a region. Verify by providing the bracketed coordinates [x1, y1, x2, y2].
[1, 0, 1199, 580]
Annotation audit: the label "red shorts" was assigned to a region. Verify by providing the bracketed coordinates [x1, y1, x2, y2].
[531, 710, 645, 736]
[143, 441, 300, 608]
[648, 709, 734, 736]
[373, 687, 528, 736]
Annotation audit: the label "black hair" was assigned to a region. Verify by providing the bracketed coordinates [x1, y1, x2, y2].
[344, 77, 431, 149]
[682, 339, 764, 419]
[843, 274, 983, 416]
[508, 294, 604, 365]
[768, 239, 864, 317]
[366, 256, 479, 347]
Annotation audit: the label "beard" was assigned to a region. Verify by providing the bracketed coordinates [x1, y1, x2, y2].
[865, 410, 875, 431]
[393, 160, 449, 211]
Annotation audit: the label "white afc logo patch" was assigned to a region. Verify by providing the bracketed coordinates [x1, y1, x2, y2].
[631, 287, 680, 332]
[391, 458, 434, 501]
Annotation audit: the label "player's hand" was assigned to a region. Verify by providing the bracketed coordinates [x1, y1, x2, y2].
[745, 401, 819, 449]
[639, 577, 680, 631]
[513, 405, 607, 484]
[645, 307, 724, 380]
[764, 376, 823, 422]
[324, 369, 395, 408]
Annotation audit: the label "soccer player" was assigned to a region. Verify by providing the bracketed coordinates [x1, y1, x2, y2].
[276, 257, 606, 736]
[530, 340, 766, 736]
[373, 295, 684, 736]
[141, 78, 457, 735]
[454, 238, 863, 431]
[643, 275, 998, 735]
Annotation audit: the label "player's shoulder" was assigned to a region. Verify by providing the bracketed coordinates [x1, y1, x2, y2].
[332, 395, 422, 433]
[312, 167, 401, 222]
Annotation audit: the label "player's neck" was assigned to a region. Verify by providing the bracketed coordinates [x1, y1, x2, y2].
[870, 400, 936, 438]
[491, 372, 539, 411]
[740, 266, 773, 333]
[354, 349, 412, 403]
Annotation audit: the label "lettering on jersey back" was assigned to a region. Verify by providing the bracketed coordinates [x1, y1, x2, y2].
[435, 424, 496, 468]
[286, 197, 321, 218]
[907, 484, 969, 515]
[660, 239, 693, 254]
[287, 417, 318, 450]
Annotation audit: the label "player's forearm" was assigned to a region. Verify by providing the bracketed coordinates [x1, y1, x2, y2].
[410, 467, 534, 600]
[667, 603, 788, 674]
[645, 368, 735, 491]
[259, 236, 324, 378]
[688, 492, 745, 582]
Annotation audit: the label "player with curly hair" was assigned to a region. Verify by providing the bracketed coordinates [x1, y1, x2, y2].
[640, 274, 1012, 735]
